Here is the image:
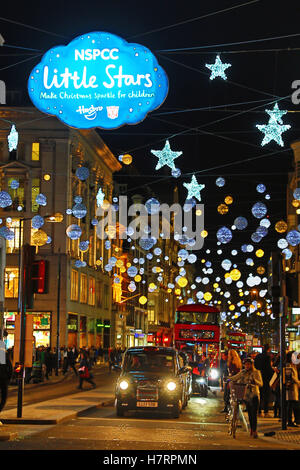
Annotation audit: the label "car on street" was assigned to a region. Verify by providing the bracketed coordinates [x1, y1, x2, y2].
[115, 346, 191, 418]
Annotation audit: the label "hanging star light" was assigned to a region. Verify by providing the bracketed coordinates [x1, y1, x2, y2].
[205, 55, 231, 80]
[256, 103, 291, 147]
[96, 187, 105, 207]
[256, 120, 291, 147]
[150, 140, 182, 171]
[7, 124, 18, 152]
[183, 175, 205, 202]
[266, 102, 288, 124]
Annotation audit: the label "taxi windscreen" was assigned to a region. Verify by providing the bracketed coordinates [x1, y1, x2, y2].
[124, 351, 175, 372]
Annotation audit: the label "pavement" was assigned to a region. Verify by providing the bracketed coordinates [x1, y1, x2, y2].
[1, 371, 300, 448]
[239, 407, 300, 447]
[0, 362, 114, 441]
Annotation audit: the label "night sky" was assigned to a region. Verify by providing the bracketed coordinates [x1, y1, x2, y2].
[1, 0, 300, 309]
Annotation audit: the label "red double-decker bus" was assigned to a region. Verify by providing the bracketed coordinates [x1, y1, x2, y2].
[174, 303, 221, 383]
[226, 331, 246, 351]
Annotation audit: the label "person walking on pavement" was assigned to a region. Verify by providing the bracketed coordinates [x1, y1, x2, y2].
[44, 347, 53, 380]
[62, 347, 69, 375]
[109, 347, 116, 373]
[285, 351, 300, 427]
[0, 349, 13, 416]
[77, 351, 96, 390]
[67, 347, 78, 376]
[222, 349, 242, 413]
[228, 357, 263, 438]
[254, 344, 274, 417]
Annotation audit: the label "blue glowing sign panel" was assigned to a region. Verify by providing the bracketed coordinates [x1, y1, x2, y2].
[28, 32, 169, 129]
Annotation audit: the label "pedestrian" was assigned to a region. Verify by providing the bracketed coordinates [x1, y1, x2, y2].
[77, 351, 96, 390]
[0, 348, 13, 418]
[67, 347, 78, 376]
[44, 347, 53, 380]
[285, 351, 300, 427]
[270, 352, 281, 419]
[109, 347, 116, 373]
[228, 357, 263, 438]
[98, 346, 104, 364]
[254, 344, 274, 417]
[220, 351, 228, 391]
[222, 349, 242, 413]
[62, 347, 69, 375]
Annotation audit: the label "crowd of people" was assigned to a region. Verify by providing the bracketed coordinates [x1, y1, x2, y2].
[220, 345, 300, 438]
[4, 344, 123, 387]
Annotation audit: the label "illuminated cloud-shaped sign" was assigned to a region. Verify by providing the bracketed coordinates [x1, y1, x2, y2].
[28, 31, 168, 129]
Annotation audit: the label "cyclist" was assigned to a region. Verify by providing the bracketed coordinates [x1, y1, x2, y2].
[228, 358, 263, 438]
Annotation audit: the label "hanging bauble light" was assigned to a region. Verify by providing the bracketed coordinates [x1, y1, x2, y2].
[217, 204, 228, 215]
[32, 229, 48, 246]
[275, 220, 288, 233]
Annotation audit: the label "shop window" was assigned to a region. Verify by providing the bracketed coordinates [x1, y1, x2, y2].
[80, 273, 87, 303]
[7, 177, 25, 210]
[68, 314, 78, 332]
[70, 269, 79, 301]
[4, 268, 19, 298]
[31, 142, 40, 161]
[6, 218, 23, 253]
[31, 178, 40, 212]
[88, 276, 95, 306]
[147, 309, 155, 324]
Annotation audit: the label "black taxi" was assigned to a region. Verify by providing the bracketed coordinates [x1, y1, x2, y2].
[114, 346, 190, 418]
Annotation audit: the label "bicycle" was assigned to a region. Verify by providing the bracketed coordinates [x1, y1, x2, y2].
[227, 381, 247, 438]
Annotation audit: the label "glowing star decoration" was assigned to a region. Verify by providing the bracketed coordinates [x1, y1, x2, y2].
[151, 140, 182, 171]
[266, 102, 288, 124]
[7, 124, 18, 152]
[205, 55, 231, 81]
[256, 104, 291, 147]
[96, 187, 105, 208]
[183, 175, 205, 202]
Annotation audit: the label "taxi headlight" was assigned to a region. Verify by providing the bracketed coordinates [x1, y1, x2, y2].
[166, 381, 177, 391]
[210, 368, 219, 380]
[119, 380, 129, 390]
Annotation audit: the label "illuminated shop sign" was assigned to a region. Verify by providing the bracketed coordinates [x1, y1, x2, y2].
[28, 31, 168, 129]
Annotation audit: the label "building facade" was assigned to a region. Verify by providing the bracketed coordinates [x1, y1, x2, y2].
[284, 139, 300, 352]
[0, 106, 121, 351]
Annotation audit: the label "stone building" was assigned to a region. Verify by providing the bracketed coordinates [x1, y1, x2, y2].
[0, 106, 121, 350]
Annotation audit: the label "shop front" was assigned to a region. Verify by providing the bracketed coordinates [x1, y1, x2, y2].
[3, 312, 51, 349]
[80, 315, 87, 348]
[67, 313, 78, 347]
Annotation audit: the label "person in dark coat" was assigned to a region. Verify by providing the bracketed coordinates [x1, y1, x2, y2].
[44, 347, 53, 380]
[0, 350, 13, 414]
[77, 351, 96, 390]
[254, 344, 274, 417]
[67, 347, 78, 376]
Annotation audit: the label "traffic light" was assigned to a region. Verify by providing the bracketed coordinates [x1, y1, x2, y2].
[31, 259, 48, 294]
[23, 244, 49, 309]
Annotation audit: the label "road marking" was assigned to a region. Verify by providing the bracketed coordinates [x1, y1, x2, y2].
[77, 416, 228, 427]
